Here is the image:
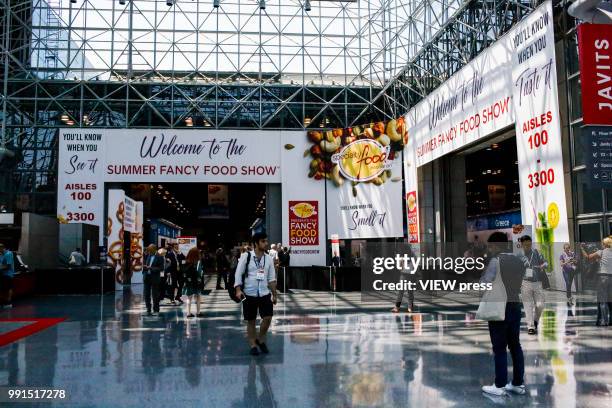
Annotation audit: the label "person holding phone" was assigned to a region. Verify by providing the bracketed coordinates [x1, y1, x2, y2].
[234, 232, 277, 356]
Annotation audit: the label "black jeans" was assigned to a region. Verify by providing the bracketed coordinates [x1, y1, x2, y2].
[170, 270, 183, 300]
[143, 273, 160, 313]
[488, 302, 524, 388]
[395, 288, 415, 309]
[216, 270, 228, 289]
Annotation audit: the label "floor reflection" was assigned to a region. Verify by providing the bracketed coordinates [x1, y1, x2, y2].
[0, 288, 610, 407]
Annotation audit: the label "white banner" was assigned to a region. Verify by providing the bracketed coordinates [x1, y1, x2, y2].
[58, 129, 284, 245]
[511, 1, 569, 289]
[281, 131, 327, 266]
[326, 150, 404, 239]
[407, 36, 515, 167]
[177, 236, 198, 257]
[316, 121, 405, 240]
[402, 1, 567, 289]
[103, 129, 281, 183]
[57, 130, 105, 242]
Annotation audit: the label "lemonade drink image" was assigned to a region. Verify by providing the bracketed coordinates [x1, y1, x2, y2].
[536, 223, 554, 273]
[535, 203, 559, 273]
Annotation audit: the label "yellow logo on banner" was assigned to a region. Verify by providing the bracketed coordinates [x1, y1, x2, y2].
[332, 139, 391, 182]
[290, 202, 317, 218]
[407, 192, 417, 212]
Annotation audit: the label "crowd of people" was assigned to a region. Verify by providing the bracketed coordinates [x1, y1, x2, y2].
[1, 227, 611, 394]
[380, 232, 611, 398]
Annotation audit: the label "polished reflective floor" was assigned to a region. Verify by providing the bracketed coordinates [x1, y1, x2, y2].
[1, 283, 611, 407]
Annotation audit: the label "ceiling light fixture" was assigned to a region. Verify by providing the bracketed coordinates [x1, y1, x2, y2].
[305, 0, 311, 11]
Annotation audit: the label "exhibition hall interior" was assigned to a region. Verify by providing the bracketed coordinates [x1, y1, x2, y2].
[0, 0, 611, 407]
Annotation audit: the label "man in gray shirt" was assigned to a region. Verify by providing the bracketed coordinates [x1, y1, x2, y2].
[519, 236, 547, 335]
[234, 232, 277, 356]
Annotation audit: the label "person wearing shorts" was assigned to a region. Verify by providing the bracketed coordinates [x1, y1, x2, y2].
[234, 232, 277, 356]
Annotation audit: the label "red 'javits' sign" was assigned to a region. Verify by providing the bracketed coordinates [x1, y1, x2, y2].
[578, 23, 612, 125]
[288, 201, 319, 246]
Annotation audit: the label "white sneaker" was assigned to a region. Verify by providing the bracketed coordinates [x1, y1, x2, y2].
[482, 384, 507, 396]
[2, 304, 12, 309]
[504, 383, 526, 395]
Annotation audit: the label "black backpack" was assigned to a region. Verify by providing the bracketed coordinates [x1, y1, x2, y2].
[227, 252, 251, 303]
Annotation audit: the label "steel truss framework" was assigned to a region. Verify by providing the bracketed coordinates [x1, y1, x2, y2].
[0, 0, 537, 214]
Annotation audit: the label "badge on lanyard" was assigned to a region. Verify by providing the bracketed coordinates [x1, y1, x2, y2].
[525, 252, 534, 278]
[254, 256, 266, 281]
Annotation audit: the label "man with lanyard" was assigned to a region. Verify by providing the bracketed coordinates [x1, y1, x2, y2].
[234, 232, 277, 356]
[0, 244, 15, 309]
[142, 244, 164, 316]
[519, 235, 548, 335]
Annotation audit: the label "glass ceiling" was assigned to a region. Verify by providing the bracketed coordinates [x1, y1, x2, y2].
[30, 0, 463, 85]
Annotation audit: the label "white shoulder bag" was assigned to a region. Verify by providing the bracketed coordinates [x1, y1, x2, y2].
[476, 258, 507, 321]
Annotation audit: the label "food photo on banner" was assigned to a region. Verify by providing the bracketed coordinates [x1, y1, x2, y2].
[305, 119, 406, 240]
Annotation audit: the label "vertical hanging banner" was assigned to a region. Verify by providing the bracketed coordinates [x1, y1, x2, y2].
[512, 0, 569, 288]
[130, 201, 144, 284]
[406, 191, 419, 243]
[57, 130, 105, 243]
[577, 23, 612, 126]
[201, 184, 230, 219]
[107, 189, 125, 289]
[288, 201, 319, 246]
[123, 196, 137, 233]
[281, 131, 327, 266]
[312, 120, 405, 239]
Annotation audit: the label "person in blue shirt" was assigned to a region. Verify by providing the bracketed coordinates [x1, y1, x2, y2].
[0, 243, 16, 309]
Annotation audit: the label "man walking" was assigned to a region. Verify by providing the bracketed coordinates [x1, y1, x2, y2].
[0, 244, 15, 309]
[143, 244, 164, 316]
[234, 233, 277, 356]
[519, 235, 547, 335]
